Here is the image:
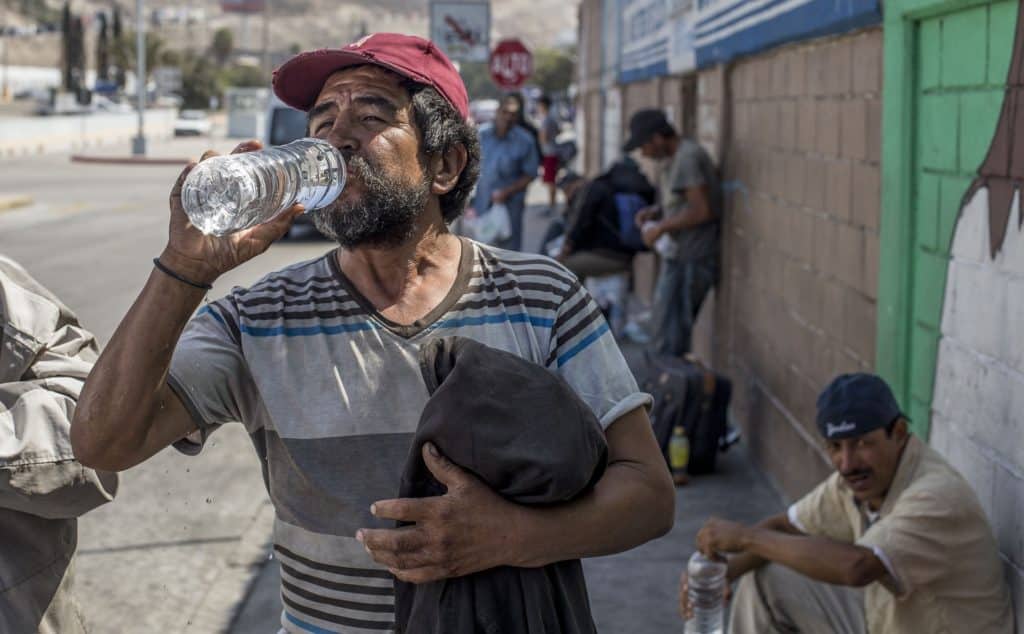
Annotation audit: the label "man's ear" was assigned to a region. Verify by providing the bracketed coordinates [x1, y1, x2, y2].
[430, 144, 468, 196]
[894, 417, 910, 442]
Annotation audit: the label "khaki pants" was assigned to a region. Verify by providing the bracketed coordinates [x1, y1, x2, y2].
[729, 564, 865, 634]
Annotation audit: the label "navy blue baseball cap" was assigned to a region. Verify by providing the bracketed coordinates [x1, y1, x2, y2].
[815, 374, 906, 440]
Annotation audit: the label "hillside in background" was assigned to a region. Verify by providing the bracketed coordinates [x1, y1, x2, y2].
[1, 0, 577, 58]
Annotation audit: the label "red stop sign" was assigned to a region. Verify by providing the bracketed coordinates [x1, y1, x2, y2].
[489, 39, 533, 90]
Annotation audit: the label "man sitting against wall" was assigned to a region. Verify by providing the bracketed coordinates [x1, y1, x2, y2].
[680, 373, 1013, 634]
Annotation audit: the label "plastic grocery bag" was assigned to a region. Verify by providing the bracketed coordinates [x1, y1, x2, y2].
[463, 203, 512, 245]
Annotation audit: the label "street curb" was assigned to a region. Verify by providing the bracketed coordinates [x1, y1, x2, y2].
[0, 195, 33, 212]
[70, 155, 191, 165]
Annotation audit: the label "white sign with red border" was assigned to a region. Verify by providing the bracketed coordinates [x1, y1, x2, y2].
[429, 1, 491, 63]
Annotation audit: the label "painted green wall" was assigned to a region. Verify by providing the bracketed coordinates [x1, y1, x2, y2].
[879, 0, 1016, 434]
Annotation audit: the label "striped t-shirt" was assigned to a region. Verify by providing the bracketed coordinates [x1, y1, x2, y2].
[168, 238, 650, 634]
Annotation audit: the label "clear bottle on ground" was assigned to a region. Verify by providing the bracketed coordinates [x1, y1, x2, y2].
[686, 551, 727, 634]
[669, 425, 690, 486]
[181, 138, 346, 236]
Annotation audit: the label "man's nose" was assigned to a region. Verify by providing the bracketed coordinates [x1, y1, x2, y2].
[325, 117, 359, 153]
[838, 445, 857, 473]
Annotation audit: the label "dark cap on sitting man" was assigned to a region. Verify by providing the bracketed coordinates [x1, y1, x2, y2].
[815, 373, 906, 440]
[623, 109, 676, 152]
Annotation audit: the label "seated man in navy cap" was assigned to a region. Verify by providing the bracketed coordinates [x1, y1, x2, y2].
[680, 373, 1012, 634]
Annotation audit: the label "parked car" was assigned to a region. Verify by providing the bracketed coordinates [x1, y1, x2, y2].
[174, 110, 212, 136]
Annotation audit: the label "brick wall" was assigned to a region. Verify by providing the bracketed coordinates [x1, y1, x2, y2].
[913, 0, 1024, 618]
[705, 28, 884, 500]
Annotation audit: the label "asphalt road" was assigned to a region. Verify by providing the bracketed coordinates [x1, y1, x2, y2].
[0, 135, 333, 633]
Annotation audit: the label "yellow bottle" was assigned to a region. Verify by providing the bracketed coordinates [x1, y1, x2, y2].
[669, 425, 690, 486]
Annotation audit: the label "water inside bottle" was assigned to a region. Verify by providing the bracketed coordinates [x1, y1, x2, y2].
[181, 139, 344, 236]
[686, 552, 727, 634]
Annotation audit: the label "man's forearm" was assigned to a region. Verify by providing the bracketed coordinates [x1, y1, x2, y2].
[661, 205, 710, 233]
[510, 457, 674, 568]
[725, 514, 797, 580]
[741, 527, 884, 587]
[72, 266, 204, 469]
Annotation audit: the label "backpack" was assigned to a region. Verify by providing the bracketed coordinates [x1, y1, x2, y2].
[638, 351, 732, 475]
[611, 192, 649, 252]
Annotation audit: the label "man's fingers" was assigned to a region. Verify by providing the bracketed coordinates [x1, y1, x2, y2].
[357, 527, 426, 554]
[389, 565, 449, 585]
[232, 139, 263, 154]
[199, 150, 219, 162]
[242, 205, 303, 245]
[369, 496, 440, 522]
[421, 442, 467, 488]
[169, 162, 197, 211]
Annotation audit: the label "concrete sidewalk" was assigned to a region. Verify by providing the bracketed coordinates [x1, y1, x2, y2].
[227, 188, 786, 632]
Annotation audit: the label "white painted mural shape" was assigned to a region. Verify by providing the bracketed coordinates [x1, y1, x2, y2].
[929, 6, 1024, 577]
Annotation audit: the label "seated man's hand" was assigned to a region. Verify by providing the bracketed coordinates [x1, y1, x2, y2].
[641, 221, 663, 249]
[358, 443, 523, 584]
[634, 205, 661, 227]
[696, 517, 750, 556]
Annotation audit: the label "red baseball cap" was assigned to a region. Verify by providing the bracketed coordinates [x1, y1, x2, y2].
[272, 33, 469, 120]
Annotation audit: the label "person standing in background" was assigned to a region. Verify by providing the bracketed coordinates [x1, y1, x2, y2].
[628, 109, 722, 356]
[474, 93, 540, 251]
[537, 95, 562, 213]
[0, 254, 119, 633]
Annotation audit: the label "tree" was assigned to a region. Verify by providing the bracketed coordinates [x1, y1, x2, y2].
[96, 13, 110, 82]
[532, 47, 575, 98]
[112, 4, 126, 89]
[180, 54, 220, 110]
[459, 61, 501, 101]
[61, 1, 71, 91]
[122, 31, 165, 81]
[212, 28, 233, 67]
[160, 49, 181, 67]
[222, 64, 266, 88]
[70, 15, 86, 94]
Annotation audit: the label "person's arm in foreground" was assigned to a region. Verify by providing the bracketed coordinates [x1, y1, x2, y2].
[359, 406, 675, 582]
[71, 142, 300, 472]
[0, 260, 118, 517]
[697, 516, 887, 587]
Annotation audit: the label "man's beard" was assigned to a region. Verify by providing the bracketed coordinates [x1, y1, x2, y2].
[311, 154, 431, 249]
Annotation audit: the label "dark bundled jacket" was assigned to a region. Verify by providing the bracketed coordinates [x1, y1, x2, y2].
[565, 157, 656, 255]
[394, 337, 608, 634]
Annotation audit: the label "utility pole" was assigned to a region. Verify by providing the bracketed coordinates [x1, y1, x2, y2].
[1, 37, 8, 104]
[132, 0, 146, 155]
[261, 0, 270, 79]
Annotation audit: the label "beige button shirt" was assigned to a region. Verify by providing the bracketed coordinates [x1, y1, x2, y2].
[789, 435, 1013, 634]
[0, 255, 119, 633]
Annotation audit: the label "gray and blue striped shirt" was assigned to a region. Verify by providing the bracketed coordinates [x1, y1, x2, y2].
[168, 238, 649, 633]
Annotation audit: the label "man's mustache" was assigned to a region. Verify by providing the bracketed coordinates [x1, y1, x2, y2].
[841, 469, 872, 480]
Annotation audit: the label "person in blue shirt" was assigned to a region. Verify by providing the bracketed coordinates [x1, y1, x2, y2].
[473, 94, 540, 251]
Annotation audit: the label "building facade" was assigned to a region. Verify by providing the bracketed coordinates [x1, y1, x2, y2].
[576, 0, 1023, 618]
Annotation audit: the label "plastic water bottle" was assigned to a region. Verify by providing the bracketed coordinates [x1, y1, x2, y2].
[181, 138, 345, 236]
[669, 426, 690, 486]
[686, 552, 727, 634]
